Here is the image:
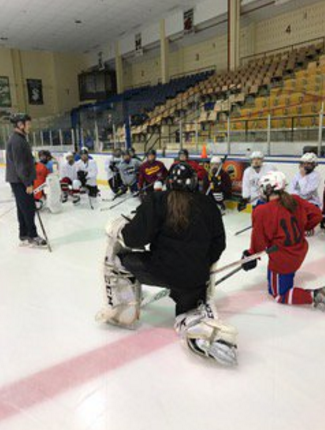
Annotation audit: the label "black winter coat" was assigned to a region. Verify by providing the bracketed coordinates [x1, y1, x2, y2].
[5, 132, 36, 187]
[122, 191, 226, 289]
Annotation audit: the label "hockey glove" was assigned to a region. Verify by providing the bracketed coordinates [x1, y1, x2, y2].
[321, 217, 325, 230]
[77, 170, 88, 187]
[238, 198, 249, 212]
[241, 250, 258, 271]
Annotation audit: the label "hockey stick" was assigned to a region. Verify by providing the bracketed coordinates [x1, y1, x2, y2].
[234, 225, 252, 236]
[101, 182, 154, 212]
[210, 245, 278, 275]
[205, 154, 229, 196]
[36, 210, 52, 253]
[141, 246, 278, 308]
[1, 184, 48, 219]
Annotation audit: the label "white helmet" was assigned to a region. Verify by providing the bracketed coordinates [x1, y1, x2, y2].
[65, 151, 74, 159]
[211, 156, 222, 164]
[300, 152, 318, 165]
[250, 151, 264, 160]
[259, 171, 287, 200]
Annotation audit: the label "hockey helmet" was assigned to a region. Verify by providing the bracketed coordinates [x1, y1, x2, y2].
[258, 171, 287, 200]
[167, 162, 198, 192]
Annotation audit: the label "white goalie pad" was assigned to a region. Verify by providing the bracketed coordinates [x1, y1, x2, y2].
[96, 216, 141, 328]
[175, 301, 238, 366]
[46, 174, 62, 214]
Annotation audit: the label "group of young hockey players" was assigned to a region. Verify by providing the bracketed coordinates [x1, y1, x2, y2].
[5, 113, 325, 367]
[96, 148, 325, 367]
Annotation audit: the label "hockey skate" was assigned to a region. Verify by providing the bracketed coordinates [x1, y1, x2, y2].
[73, 195, 81, 205]
[28, 236, 47, 248]
[175, 300, 238, 366]
[19, 236, 29, 246]
[313, 287, 325, 311]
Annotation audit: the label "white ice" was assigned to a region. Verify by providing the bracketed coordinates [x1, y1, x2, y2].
[1, 167, 325, 430]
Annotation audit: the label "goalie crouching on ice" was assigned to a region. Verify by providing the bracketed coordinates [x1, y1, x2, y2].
[96, 162, 238, 366]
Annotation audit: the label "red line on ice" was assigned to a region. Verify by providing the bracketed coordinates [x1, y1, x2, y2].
[1, 256, 323, 423]
[0, 327, 175, 422]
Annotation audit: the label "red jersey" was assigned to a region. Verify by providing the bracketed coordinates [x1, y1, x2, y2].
[249, 195, 322, 274]
[172, 160, 208, 181]
[138, 160, 168, 188]
[34, 162, 49, 200]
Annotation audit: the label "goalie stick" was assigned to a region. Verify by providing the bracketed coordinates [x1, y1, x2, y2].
[141, 245, 278, 308]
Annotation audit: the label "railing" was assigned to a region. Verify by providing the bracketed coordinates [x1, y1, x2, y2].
[240, 36, 325, 66]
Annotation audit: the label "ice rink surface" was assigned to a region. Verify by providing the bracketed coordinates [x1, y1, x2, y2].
[1, 167, 325, 430]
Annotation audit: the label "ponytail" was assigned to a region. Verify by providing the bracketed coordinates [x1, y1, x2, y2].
[277, 191, 298, 213]
[166, 190, 193, 232]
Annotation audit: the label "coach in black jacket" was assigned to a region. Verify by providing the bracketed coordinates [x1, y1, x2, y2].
[6, 114, 46, 246]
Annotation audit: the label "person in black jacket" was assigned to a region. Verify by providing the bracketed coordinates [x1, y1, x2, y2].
[5, 114, 46, 247]
[96, 162, 237, 366]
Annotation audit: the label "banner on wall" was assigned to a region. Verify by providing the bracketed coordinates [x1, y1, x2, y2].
[0, 76, 11, 108]
[196, 158, 249, 198]
[27, 79, 44, 105]
[184, 9, 194, 34]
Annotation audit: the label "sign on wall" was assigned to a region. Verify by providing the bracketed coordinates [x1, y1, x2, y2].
[184, 9, 194, 34]
[27, 79, 44, 105]
[0, 77, 11, 108]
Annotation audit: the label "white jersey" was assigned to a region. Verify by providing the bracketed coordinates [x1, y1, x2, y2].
[242, 164, 277, 203]
[60, 161, 77, 182]
[289, 170, 321, 207]
[75, 159, 98, 187]
[104, 155, 121, 180]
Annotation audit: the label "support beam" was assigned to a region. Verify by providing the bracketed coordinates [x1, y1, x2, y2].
[10, 49, 27, 112]
[115, 42, 124, 94]
[160, 19, 169, 84]
[227, 0, 241, 71]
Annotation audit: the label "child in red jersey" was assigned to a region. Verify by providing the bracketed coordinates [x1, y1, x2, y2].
[171, 149, 208, 192]
[242, 171, 325, 310]
[34, 161, 49, 202]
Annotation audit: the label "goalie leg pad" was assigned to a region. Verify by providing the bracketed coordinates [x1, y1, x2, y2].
[96, 230, 141, 329]
[46, 174, 63, 214]
[175, 301, 238, 366]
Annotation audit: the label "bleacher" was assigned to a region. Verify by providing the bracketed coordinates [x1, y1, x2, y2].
[125, 41, 325, 145]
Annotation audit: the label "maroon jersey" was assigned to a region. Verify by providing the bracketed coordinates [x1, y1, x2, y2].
[138, 160, 167, 188]
[249, 195, 322, 274]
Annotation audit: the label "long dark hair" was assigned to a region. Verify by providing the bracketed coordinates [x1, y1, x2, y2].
[277, 190, 298, 213]
[166, 190, 193, 232]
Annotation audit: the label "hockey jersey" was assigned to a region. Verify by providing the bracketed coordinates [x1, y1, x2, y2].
[75, 159, 98, 187]
[242, 164, 276, 203]
[34, 162, 49, 200]
[60, 161, 77, 182]
[118, 159, 141, 186]
[138, 160, 168, 188]
[289, 170, 321, 207]
[105, 155, 122, 180]
[249, 195, 322, 274]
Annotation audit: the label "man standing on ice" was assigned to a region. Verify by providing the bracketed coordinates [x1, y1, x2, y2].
[5, 114, 47, 247]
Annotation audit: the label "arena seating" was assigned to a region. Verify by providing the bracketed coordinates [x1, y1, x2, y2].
[124, 42, 325, 145]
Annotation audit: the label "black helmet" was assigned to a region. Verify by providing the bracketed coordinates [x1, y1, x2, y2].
[80, 148, 89, 156]
[178, 148, 189, 159]
[10, 113, 31, 126]
[167, 162, 198, 192]
[147, 149, 156, 157]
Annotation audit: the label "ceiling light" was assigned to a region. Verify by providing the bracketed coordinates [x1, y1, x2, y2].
[75, 19, 83, 24]
[0, 37, 8, 41]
